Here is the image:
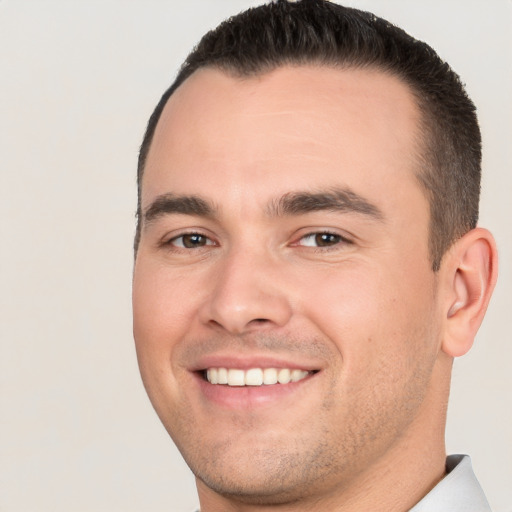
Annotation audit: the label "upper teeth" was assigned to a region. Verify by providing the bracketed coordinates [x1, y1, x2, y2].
[206, 368, 310, 386]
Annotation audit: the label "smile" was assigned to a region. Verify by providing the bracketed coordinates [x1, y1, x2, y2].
[205, 367, 311, 386]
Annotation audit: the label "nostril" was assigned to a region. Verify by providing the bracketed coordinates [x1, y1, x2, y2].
[252, 318, 270, 325]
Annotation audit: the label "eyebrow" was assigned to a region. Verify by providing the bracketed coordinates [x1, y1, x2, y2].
[267, 187, 384, 220]
[143, 193, 217, 225]
[142, 186, 384, 227]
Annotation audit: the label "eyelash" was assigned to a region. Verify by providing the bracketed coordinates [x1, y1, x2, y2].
[164, 232, 216, 249]
[294, 231, 353, 250]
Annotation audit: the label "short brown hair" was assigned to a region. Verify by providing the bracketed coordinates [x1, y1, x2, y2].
[136, 0, 481, 270]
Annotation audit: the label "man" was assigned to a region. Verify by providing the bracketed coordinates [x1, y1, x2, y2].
[132, 0, 498, 510]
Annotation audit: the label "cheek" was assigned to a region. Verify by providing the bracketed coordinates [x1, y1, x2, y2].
[298, 260, 439, 435]
[133, 259, 201, 343]
[132, 259, 199, 394]
[132, 260, 208, 430]
[295, 258, 438, 372]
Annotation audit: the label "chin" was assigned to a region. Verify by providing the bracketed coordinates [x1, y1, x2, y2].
[188, 438, 344, 507]
[195, 467, 318, 507]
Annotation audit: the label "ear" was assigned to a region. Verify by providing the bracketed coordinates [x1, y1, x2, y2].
[440, 228, 498, 357]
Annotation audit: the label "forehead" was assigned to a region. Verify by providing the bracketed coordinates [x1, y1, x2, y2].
[142, 65, 424, 216]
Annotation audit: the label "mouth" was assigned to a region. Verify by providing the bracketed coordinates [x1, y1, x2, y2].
[190, 356, 322, 408]
[204, 367, 315, 386]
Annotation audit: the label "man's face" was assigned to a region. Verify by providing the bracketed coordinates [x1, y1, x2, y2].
[133, 66, 445, 504]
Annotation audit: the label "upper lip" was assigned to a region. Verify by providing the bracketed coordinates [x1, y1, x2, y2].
[190, 354, 322, 372]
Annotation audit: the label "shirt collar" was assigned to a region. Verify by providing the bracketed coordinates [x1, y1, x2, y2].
[409, 454, 491, 511]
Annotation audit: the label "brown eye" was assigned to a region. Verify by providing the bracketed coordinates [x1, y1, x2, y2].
[298, 232, 346, 247]
[171, 233, 214, 248]
[314, 233, 342, 246]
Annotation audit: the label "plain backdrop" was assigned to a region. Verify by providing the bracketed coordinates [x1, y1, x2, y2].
[1, 1, 510, 511]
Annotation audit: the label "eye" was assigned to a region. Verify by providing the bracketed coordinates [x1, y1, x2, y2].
[297, 232, 349, 248]
[169, 233, 215, 249]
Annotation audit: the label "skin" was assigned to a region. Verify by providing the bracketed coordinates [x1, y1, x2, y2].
[132, 66, 497, 511]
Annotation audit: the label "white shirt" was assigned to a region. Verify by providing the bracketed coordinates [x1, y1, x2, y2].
[410, 454, 491, 511]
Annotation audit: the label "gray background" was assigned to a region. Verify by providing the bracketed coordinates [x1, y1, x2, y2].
[1, 1, 510, 510]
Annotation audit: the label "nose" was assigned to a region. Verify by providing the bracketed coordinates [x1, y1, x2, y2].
[198, 248, 293, 335]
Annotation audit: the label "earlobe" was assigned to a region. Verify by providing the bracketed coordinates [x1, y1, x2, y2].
[441, 228, 498, 358]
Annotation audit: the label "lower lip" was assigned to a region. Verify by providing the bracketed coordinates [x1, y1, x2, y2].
[193, 372, 317, 409]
